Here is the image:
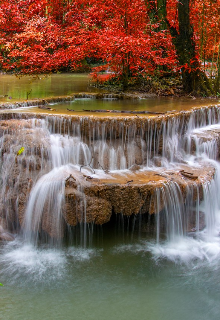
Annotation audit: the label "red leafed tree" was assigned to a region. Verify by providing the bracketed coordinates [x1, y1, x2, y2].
[1, 0, 92, 73]
[0, 0, 219, 94]
[0, 0, 48, 72]
[158, 0, 220, 94]
[1, 0, 177, 90]
[66, 0, 177, 89]
[191, 0, 220, 92]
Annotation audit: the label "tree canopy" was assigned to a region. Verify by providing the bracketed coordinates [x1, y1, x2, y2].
[0, 0, 219, 94]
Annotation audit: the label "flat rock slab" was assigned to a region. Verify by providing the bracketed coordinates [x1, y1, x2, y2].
[63, 161, 215, 227]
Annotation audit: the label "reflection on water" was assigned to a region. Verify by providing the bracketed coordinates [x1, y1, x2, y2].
[1, 73, 219, 113]
[16, 96, 220, 115]
[0, 73, 91, 102]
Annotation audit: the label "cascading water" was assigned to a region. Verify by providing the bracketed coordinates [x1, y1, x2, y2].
[23, 126, 94, 245]
[0, 105, 220, 253]
[150, 117, 220, 262]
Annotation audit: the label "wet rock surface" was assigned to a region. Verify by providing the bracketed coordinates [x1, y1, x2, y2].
[0, 218, 15, 241]
[63, 162, 215, 224]
[0, 119, 51, 233]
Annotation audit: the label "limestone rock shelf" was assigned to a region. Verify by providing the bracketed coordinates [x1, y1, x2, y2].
[63, 163, 215, 226]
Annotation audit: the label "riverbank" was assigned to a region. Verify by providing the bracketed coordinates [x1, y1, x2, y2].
[1, 72, 219, 105]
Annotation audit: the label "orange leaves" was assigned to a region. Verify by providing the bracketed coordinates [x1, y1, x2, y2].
[166, 0, 179, 29]
[0, 0, 178, 77]
[1, 0, 219, 86]
[190, 0, 220, 60]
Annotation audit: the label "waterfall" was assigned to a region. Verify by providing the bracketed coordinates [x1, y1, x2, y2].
[0, 105, 220, 246]
[155, 181, 185, 243]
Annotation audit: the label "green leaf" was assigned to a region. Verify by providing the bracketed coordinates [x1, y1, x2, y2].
[17, 147, 25, 156]
[0, 283, 4, 286]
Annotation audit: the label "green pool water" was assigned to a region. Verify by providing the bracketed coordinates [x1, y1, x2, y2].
[0, 231, 220, 320]
[41, 96, 219, 114]
[0, 73, 91, 102]
[1, 73, 219, 114]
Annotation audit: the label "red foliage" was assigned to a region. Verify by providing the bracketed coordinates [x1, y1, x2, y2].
[190, 0, 220, 60]
[0, 0, 219, 84]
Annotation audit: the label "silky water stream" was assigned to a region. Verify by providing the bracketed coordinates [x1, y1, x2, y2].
[0, 104, 220, 320]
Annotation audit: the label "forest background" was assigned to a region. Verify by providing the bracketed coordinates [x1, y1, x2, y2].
[0, 0, 220, 96]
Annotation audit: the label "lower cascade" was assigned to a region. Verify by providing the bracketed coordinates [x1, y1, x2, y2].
[0, 105, 220, 252]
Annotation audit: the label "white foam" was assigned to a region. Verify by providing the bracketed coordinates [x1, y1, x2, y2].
[148, 235, 220, 264]
[0, 241, 66, 282]
[0, 239, 99, 283]
[67, 247, 101, 261]
[192, 124, 220, 133]
[112, 229, 220, 266]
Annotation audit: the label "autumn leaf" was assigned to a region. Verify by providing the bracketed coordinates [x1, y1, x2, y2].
[17, 147, 25, 156]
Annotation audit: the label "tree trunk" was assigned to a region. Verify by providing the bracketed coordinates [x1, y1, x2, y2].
[157, 0, 167, 30]
[166, 0, 213, 95]
[122, 53, 130, 91]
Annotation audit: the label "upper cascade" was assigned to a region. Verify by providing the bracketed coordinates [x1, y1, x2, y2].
[0, 104, 220, 245]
